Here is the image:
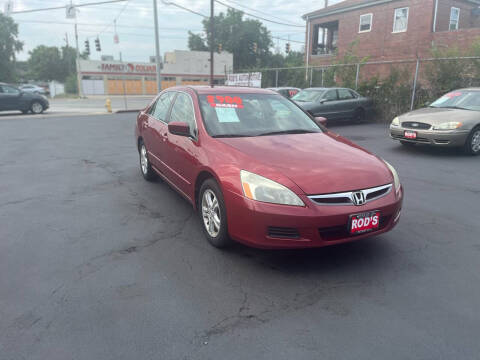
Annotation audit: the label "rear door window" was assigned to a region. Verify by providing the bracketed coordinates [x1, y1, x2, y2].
[338, 89, 354, 100]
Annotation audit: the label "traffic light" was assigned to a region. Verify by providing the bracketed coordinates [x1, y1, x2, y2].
[84, 40, 90, 55]
[95, 37, 101, 52]
[218, 43, 222, 53]
[285, 42, 291, 54]
[253, 42, 257, 53]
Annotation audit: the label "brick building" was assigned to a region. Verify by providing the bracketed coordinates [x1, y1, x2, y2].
[303, 0, 480, 67]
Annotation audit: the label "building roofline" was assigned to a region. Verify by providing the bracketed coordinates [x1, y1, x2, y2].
[302, 0, 402, 20]
[302, 0, 480, 20]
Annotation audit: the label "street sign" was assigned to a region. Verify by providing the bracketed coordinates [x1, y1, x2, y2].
[66, 4, 76, 18]
[114, 34, 119, 44]
[4, 0, 14, 15]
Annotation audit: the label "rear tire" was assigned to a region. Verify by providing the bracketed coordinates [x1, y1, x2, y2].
[138, 141, 157, 181]
[199, 178, 231, 249]
[464, 127, 480, 156]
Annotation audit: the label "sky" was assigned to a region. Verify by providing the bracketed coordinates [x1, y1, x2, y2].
[2, 0, 344, 62]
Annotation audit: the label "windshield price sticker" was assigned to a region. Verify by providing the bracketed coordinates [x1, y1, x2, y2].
[445, 92, 462, 99]
[207, 95, 244, 108]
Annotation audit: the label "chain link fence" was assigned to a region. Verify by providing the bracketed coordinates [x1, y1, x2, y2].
[235, 56, 480, 122]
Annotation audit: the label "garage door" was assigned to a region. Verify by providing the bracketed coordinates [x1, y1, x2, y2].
[82, 80, 105, 95]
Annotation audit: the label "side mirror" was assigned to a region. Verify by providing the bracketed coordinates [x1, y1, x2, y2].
[319, 98, 327, 104]
[315, 116, 327, 127]
[168, 121, 190, 137]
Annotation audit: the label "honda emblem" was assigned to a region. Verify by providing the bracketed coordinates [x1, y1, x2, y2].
[352, 191, 366, 206]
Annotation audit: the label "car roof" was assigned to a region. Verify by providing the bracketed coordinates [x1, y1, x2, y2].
[302, 87, 351, 91]
[268, 87, 301, 90]
[457, 88, 480, 91]
[183, 85, 277, 95]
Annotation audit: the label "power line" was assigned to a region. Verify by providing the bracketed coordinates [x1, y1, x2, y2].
[222, 0, 304, 26]
[214, 0, 304, 28]
[161, 0, 208, 18]
[272, 36, 305, 44]
[9, 0, 128, 14]
[98, 0, 130, 35]
[15, 19, 202, 31]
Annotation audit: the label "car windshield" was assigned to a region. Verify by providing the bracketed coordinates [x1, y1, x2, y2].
[430, 90, 480, 111]
[292, 89, 324, 102]
[198, 93, 322, 138]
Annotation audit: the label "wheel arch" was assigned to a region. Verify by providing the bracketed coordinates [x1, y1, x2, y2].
[194, 169, 221, 210]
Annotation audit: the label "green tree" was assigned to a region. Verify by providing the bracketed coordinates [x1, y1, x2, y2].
[0, 13, 23, 82]
[188, 9, 273, 70]
[27, 45, 77, 82]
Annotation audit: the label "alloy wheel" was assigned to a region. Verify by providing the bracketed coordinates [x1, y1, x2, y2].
[471, 130, 480, 153]
[202, 189, 221, 237]
[31, 102, 43, 114]
[140, 145, 148, 175]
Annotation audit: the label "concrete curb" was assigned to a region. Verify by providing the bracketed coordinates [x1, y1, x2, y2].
[115, 109, 141, 114]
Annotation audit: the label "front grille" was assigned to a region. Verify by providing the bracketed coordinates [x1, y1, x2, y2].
[318, 216, 391, 241]
[267, 226, 300, 239]
[392, 134, 430, 143]
[308, 184, 392, 206]
[401, 121, 431, 130]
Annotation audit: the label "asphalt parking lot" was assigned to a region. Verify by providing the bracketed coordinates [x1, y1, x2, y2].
[1, 113, 479, 360]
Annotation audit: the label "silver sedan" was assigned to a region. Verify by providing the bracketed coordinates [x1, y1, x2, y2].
[390, 88, 480, 155]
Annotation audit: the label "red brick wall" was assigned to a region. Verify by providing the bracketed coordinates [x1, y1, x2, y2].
[436, 0, 480, 31]
[306, 0, 480, 67]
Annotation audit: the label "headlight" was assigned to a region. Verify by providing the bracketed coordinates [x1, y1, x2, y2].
[240, 170, 304, 206]
[432, 121, 462, 130]
[391, 117, 400, 126]
[383, 161, 400, 193]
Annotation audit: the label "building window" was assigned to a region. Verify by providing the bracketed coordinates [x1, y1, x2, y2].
[393, 7, 409, 33]
[359, 13, 373, 33]
[311, 21, 339, 55]
[450, 7, 460, 31]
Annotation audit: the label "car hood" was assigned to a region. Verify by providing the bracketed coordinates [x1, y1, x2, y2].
[399, 107, 479, 125]
[216, 132, 392, 195]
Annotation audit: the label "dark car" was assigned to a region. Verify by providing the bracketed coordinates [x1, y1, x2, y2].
[267, 87, 301, 98]
[135, 86, 402, 249]
[293, 87, 373, 122]
[0, 83, 49, 114]
[390, 88, 480, 155]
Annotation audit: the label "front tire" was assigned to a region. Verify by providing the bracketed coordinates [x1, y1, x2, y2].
[199, 179, 231, 248]
[30, 101, 44, 114]
[353, 108, 365, 123]
[464, 127, 480, 156]
[138, 141, 157, 181]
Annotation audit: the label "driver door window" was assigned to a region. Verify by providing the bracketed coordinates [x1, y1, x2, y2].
[2, 86, 20, 95]
[169, 92, 197, 138]
[150, 92, 175, 122]
[323, 90, 338, 102]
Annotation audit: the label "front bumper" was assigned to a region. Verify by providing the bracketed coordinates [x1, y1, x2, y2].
[223, 186, 403, 249]
[390, 126, 469, 147]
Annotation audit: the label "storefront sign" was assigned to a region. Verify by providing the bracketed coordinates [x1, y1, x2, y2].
[226, 72, 262, 88]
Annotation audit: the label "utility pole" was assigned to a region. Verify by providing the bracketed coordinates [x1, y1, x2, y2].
[153, 0, 162, 93]
[74, 20, 84, 97]
[210, 0, 214, 87]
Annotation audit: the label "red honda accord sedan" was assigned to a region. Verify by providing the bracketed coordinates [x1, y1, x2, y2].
[135, 86, 403, 249]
